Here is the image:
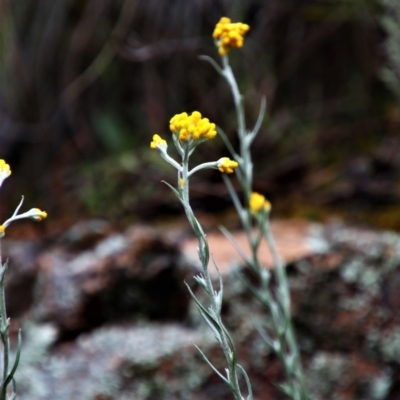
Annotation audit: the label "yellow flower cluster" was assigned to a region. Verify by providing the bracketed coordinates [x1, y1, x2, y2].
[212, 17, 250, 56]
[249, 192, 271, 213]
[0, 160, 11, 175]
[150, 134, 167, 150]
[169, 111, 217, 141]
[0, 159, 11, 187]
[217, 157, 238, 174]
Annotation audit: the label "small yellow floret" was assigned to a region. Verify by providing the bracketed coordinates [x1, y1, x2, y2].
[179, 178, 185, 188]
[218, 157, 238, 174]
[0, 159, 11, 187]
[249, 192, 271, 213]
[0, 160, 11, 175]
[0, 225, 5, 238]
[213, 17, 250, 56]
[150, 134, 167, 150]
[169, 111, 217, 142]
[30, 208, 48, 221]
[191, 111, 202, 123]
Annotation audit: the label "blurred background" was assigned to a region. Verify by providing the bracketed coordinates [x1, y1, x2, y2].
[1, 0, 400, 232]
[2, 1, 400, 399]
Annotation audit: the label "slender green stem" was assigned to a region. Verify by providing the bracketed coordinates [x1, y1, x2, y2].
[220, 54, 310, 399]
[182, 181, 244, 399]
[263, 222, 309, 398]
[222, 56, 252, 197]
[177, 139, 247, 400]
[0, 250, 20, 400]
[0, 262, 9, 400]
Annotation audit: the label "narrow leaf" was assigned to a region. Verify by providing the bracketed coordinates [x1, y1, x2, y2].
[217, 127, 237, 158]
[198, 55, 223, 75]
[4, 329, 22, 387]
[184, 282, 222, 342]
[222, 174, 243, 217]
[237, 364, 254, 400]
[249, 96, 266, 142]
[193, 344, 229, 384]
[161, 180, 180, 199]
[219, 226, 251, 265]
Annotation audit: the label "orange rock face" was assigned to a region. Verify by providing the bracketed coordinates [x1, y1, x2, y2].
[182, 219, 327, 274]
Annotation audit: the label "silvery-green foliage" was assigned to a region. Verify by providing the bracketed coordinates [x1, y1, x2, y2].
[204, 41, 311, 400]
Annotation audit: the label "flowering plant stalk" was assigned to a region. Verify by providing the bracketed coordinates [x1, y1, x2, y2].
[150, 113, 253, 400]
[203, 17, 311, 400]
[0, 160, 47, 400]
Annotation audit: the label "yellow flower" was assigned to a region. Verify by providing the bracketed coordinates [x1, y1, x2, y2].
[150, 134, 167, 150]
[212, 17, 250, 56]
[179, 178, 185, 188]
[0, 206, 48, 235]
[29, 208, 47, 221]
[0, 159, 11, 188]
[169, 111, 217, 142]
[217, 157, 238, 174]
[249, 192, 271, 213]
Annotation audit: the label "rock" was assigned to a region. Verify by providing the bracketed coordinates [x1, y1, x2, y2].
[1, 239, 44, 317]
[32, 225, 197, 339]
[16, 320, 281, 400]
[4, 219, 400, 399]
[16, 323, 218, 400]
[290, 223, 400, 399]
[60, 219, 113, 251]
[182, 220, 330, 275]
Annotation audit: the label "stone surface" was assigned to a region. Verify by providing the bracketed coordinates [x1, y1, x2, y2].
[2, 239, 44, 317]
[32, 225, 197, 339]
[3, 220, 400, 399]
[17, 323, 221, 400]
[182, 220, 329, 274]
